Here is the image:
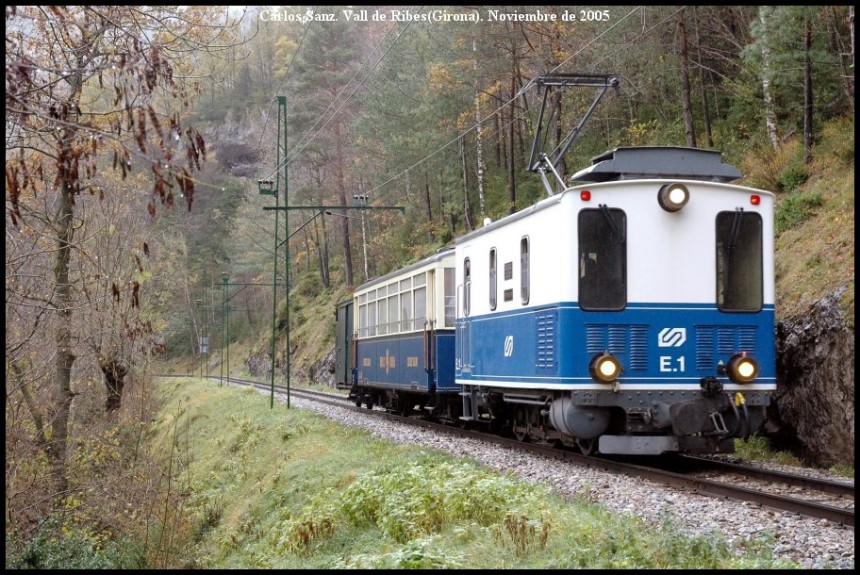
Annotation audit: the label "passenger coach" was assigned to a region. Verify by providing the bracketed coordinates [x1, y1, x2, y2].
[349, 248, 459, 416]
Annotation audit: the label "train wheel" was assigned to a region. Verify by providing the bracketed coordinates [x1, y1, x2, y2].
[366, 395, 374, 410]
[576, 438, 597, 456]
[354, 393, 363, 408]
[513, 407, 529, 442]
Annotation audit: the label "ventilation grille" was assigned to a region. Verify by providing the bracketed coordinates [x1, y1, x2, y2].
[696, 326, 757, 370]
[535, 311, 557, 370]
[586, 324, 648, 371]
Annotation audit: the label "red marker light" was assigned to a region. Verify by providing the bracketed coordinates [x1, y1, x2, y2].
[581, 190, 591, 201]
[750, 194, 761, 205]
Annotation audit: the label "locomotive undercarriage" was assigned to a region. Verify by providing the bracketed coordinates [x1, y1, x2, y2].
[460, 385, 768, 456]
[350, 382, 767, 456]
[351, 385, 420, 416]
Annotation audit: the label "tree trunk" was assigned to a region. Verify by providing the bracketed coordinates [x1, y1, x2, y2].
[424, 176, 434, 242]
[302, 231, 312, 272]
[515, 70, 529, 159]
[677, 8, 698, 148]
[51, 171, 76, 500]
[459, 135, 474, 231]
[12, 360, 51, 452]
[827, 6, 854, 111]
[334, 123, 353, 286]
[803, 14, 813, 164]
[99, 356, 128, 412]
[494, 108, 503, 168]
[315, 217, 330, 289]
[851, 6, 856, 105]
[473, 40, 486, 221]
[759, 6, 781, 149]
[692, 7, 714, 148]
[551, 90, 565, 177]
[507, 73, 517, 215]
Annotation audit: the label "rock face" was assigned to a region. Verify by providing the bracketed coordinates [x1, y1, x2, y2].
[766, 288, 855, 467]
[245, 353, 271, 377]
[247, 348, 337, 388]
[305, 348, 336, 387]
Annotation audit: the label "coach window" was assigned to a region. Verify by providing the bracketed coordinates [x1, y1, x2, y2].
[378, 287, 388, 335]
[489, 248, 498, 310]
[578, 207, 627, 311]
[400, 278, 413, 331]
[388, 293, 399, 334]
[520, 237, 530, 305]
[358, 293, 368, 337]
[716, 210, 762, 312]
[414, 272, 427, 329]
[368, 296, 377, 336]
[463, 258, 471, 317]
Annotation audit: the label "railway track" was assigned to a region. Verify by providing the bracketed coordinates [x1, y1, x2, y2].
[196, 374, 854, 528]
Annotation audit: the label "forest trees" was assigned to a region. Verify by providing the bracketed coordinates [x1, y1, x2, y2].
[5, 5, 236, 533]
[287, 9, 363, 286]
[272, 5, 853, 293]
[744, 6, 853, 156]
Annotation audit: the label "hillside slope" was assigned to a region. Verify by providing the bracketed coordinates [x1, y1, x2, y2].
[769, 120, 854, 326]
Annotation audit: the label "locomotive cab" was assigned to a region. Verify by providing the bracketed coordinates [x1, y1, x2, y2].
[454, 147, 776, 455]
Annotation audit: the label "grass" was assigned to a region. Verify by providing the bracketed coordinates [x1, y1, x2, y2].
[735, 436, 854, 479]
[775, 190, 825, 235]
[734, 435, 803, 467]
[149, 377, 805, 569]
[827, 464, 855, 479]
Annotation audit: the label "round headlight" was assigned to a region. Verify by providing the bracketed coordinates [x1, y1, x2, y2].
[727, 352, 759, 384]
[658, 183, 690, 212]
[589, 352, 622, 383]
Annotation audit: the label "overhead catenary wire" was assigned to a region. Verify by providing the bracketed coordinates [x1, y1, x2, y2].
[181, 7, 686, 199]
[360, 6, 646, 200]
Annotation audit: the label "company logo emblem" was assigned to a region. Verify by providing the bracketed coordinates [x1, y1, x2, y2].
[658, 327, 687, 347]
[503, 335, 514, 357]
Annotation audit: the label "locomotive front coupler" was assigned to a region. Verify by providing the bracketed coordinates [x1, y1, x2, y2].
[699, 376, 723, 397]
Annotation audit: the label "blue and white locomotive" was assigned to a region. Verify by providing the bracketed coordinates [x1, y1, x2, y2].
[340, 145, 776, 456]
[454, 146, 775, 455]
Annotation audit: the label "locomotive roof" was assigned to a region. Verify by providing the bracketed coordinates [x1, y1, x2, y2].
[568, 146, 742, 183]
[456, 146, 749, 246]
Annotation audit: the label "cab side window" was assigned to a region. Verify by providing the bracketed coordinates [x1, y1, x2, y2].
[578, 207, 627, 311]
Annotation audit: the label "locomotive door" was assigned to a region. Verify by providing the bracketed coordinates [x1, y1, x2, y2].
[457, 317, 472, 374]
[457, 257, 473, 374]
